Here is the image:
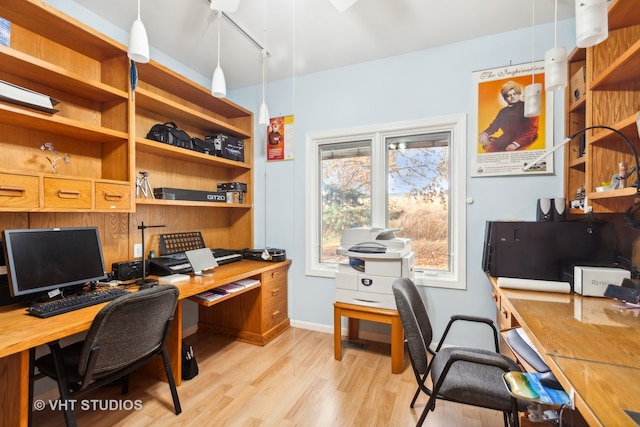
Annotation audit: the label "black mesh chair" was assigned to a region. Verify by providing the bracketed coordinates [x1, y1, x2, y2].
[392, 278, 527, 427]
[31, 285, 182, 427]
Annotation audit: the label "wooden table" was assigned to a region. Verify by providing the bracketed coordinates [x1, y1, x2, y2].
[333, 301, 405, 374]
[490, 276, 640, 426]
[0, 259, 290, 427]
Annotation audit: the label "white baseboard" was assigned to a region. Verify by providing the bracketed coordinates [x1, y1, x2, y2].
[291, 319, 392, 344]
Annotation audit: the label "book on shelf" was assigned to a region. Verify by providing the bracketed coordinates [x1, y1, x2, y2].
[233, 278, 260, 288]
[192, 290, 226, 302]
[0, 17, 10, 47]
[0, 80, 60, 113]
[213, 283, 245, 294]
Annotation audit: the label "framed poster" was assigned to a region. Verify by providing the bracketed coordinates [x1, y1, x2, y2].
[267, 115, 294, 161]
[471, 62, 553, 177]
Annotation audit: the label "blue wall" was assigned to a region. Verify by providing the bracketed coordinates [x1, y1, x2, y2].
[233, 21, 576, 347]
[49, 0, 574, 348]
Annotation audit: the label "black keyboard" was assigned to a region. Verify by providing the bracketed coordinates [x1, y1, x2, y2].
[27, 288, 129, 318]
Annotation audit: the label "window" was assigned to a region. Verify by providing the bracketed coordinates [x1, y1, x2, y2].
[305, 115, 467, 289]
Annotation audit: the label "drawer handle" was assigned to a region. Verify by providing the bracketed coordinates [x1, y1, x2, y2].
[271, 271, 280, 279]
[0, 185, 25, 196]
[500, 307, 508, 318]
[104, 193, 123, 201]
[271, 288, 280, 296]
[272, 310, 280, 318]
[58, 189, 81, 199]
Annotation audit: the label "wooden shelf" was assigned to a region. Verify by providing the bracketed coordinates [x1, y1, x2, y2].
[136, 88, 251, 141]
[0, 103, 128, 143]
[0, 47, 128, 102]
[136, 198, 250, 208]
[590, 39, 640, 90]
[609, 0, 640, 30]
[136, 138, 251, 169]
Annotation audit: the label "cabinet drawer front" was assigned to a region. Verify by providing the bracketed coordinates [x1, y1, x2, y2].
[95, 182, 131, 211]
[263, 280, 287, 307]
[43, 177, 92, 209]
[263, 297, 288, 331]
[262, 265, 288, 287]
[0, 173, 39, 208]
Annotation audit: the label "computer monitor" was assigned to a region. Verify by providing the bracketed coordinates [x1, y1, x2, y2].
[185, 248, 218, 276]
[2, 227, 107, 298]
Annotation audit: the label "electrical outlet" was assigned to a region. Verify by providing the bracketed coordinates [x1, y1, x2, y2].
[134, 243, 143, 258]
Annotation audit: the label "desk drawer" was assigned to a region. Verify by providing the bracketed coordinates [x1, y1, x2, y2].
[0, 173, 39, 209]
[263, 265, 288, 287]
[44, 177, 92, 209]
[263, 297, 288, 331]
[95, 182, 131, 211]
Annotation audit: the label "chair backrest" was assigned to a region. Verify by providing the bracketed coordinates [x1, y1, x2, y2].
[392, 278, 433, 374]
[78, 285, 179, 377]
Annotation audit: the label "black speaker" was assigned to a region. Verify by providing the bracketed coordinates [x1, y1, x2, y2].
[112, 260, 149, 281]
[553, 197, 566, 221]
[536, 198, 552, 221]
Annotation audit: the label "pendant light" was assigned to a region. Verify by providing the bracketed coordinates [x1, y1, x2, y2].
[524, 0, 541, 118]
[258, 50, 270, 125]
[211, 11, 226, 98]
[127, 0, 149, 63]
[544, 0, 567, 91]
[258, 0, 269, 126]
[575, 0, 608, 48]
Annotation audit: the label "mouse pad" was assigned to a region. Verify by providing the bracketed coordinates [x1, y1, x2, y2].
[503, 372, 571, 405]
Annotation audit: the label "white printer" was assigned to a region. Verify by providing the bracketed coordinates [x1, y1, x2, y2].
[335, 227, 414, 309]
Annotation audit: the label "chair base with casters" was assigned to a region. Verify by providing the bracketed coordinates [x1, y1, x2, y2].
[30, 285, 182, 427]
[392, 278, 528, 427]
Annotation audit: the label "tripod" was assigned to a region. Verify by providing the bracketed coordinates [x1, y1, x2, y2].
[135, 171, 154, 199]
[132, 221, 167, 288]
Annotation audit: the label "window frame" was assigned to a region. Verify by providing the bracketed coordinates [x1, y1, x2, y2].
[305, 114, 467, 289]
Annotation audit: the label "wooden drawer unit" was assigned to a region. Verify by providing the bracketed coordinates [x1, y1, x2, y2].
[198, 261, 291, 346]
[262, 265, 288, 331]
[95, 182, 132, 211]
[0, 173, 39, 209]
[43, 177, 92, 210]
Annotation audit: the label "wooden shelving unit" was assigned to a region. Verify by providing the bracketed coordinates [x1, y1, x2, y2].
[0, 0, 257, 262]
[565, 0, 640, 215]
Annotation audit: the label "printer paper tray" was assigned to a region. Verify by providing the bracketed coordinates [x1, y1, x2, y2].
[337, 249, 405, 259]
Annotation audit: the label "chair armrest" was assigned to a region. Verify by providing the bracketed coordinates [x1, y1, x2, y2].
[436, 315, 501, 353]
[450, 314, 495, 326]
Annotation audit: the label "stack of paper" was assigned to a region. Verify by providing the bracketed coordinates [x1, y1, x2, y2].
[192, 290, 226, 302]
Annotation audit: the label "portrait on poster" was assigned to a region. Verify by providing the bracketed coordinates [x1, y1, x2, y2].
[471, 62, 552, 177]
[267, 115, 294, 161]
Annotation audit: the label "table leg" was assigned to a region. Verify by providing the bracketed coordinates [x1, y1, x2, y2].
[347, 317, 360, 340]
[390, 315, 405, 374]
[334, 304, 342, 361]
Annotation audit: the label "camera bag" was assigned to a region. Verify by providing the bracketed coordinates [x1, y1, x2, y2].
[146, 122, 193, 150]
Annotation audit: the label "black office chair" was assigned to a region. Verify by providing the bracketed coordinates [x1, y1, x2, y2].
[31, 285, 182, 427]
[392, 278, 527, 427]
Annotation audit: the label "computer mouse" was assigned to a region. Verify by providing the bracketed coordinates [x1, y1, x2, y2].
[539, 371, 563, 390]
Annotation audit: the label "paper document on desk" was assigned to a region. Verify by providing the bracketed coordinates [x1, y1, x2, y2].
[497, 277, 571, 293]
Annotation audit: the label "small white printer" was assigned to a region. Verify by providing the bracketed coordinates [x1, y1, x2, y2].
[335, 227, 414, 309]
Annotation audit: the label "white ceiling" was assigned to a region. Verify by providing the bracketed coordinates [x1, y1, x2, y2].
[73, 0, 576, 90]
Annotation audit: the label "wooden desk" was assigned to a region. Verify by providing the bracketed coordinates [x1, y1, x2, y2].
[333, 302, 405, 374]
[490, 277, 640, 426]
[0, 259, 290, 427]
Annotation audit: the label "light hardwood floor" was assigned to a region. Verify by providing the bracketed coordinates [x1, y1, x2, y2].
[31, 327, 508, 426]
